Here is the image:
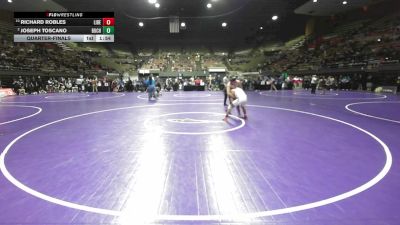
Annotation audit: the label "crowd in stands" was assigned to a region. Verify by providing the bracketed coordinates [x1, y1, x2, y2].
[228, 55, 252, 71]
[140, 53, 198, 72]
[0, 34, 111, 74]
[259, 14, 400, 72]
[3, 71, 399, 96]
[8, 75, 109, 95]
[202, 55, 226, 69]
[3, 13, 397, 77]
[6, 75, 210, 95]
[1, 11, 400, 95]
[172, 55, 197, 72]
[141, 56, 168, 71]
[137, 53, 230, 73]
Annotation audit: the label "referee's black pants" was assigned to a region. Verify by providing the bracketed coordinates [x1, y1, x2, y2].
[311, 84, 317, 94]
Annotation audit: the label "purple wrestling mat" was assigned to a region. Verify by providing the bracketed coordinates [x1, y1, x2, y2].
[0, 90, 399, 225]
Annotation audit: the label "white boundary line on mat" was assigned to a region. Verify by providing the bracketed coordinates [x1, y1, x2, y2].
[345, 101, 400, 124]
[0, 105, 42, 125]
[0, 103, 392, 222]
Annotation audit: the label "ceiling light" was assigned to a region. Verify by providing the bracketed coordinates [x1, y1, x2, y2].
[342, 1, 348, 5]
[207, 3, 212, 8]
[155, 3, 160, 8]
[272, 15, 278, 21]
[313, 0, 318, 2]
[259, 26, 263, 30]
[222, 22, 227, 27]
[180, 22, 186, 27]
[8, 0, 12, 3]
[148, 0, 157, 4]
[138, 22, 144, 27]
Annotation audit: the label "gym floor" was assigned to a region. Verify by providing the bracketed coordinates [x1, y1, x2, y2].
[0, 90, 399, 225]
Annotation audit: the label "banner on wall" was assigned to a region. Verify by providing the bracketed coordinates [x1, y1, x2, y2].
[0, 88, 15, 97]
[208, 67, 226, 72]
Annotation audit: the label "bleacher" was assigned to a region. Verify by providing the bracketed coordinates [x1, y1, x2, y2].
[333, 19, 370, 35]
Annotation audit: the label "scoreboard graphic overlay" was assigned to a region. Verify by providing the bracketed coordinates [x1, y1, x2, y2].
[14, 12, 114, 42]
